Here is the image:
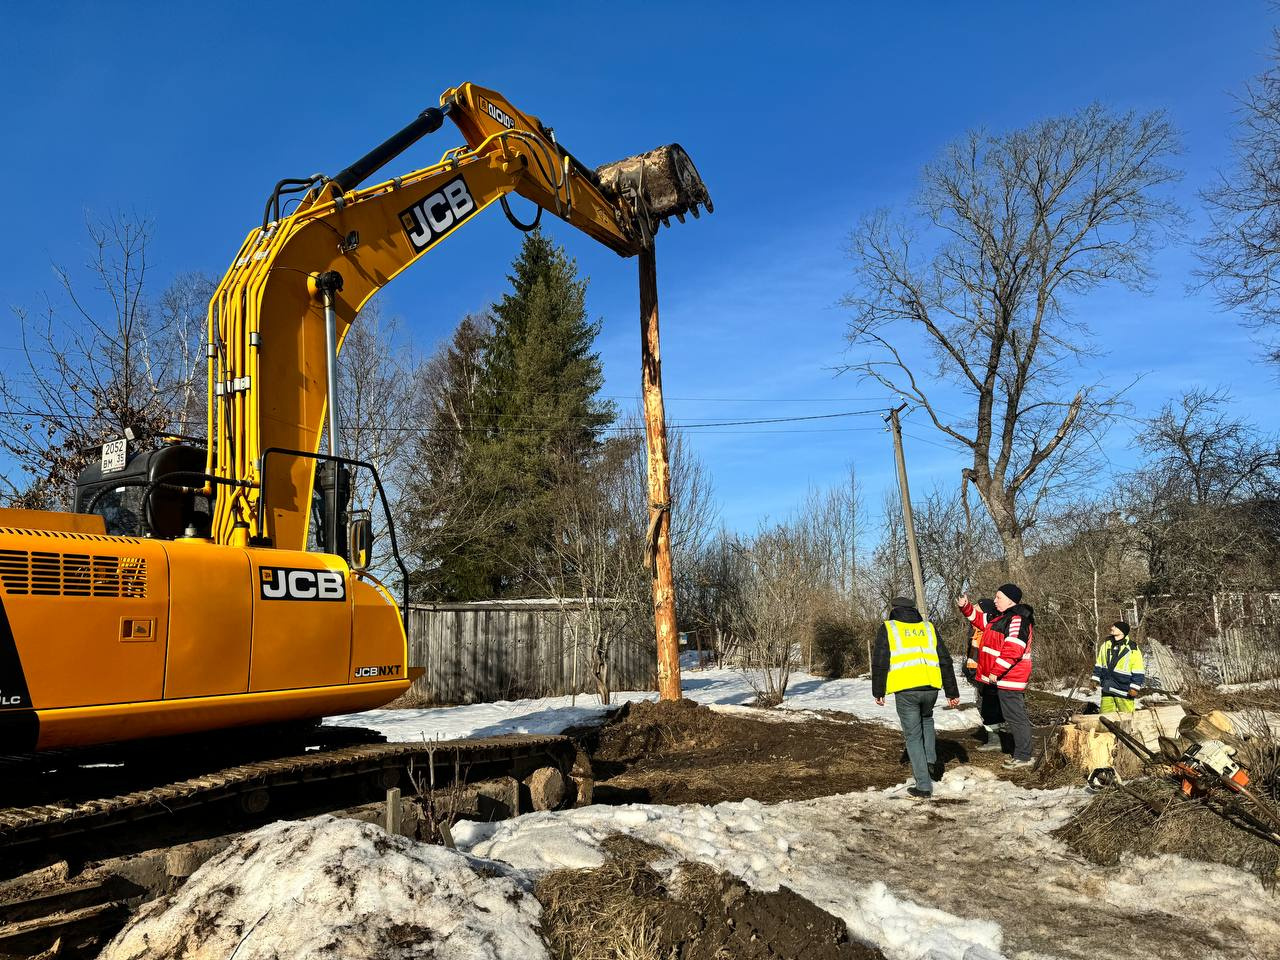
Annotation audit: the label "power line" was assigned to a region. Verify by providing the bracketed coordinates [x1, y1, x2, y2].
[0, 406, 885, 431]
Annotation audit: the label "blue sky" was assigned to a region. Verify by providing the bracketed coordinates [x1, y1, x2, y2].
[1, 1, 1276, 530]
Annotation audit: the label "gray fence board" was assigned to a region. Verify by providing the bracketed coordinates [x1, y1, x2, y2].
[405, 601, 657, 704]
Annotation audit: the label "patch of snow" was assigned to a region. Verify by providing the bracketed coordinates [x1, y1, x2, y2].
[1224, 708, 1280, 738]
[454, 767, 1277, 960]
[326, 666, 980, 742]
[1040, 684, 1093, 702]
[99, 816, 547, 960]
[1220, 678, 1280, 693]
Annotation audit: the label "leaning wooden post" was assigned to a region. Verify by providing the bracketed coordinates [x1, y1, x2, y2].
[639, 244, 682, 701]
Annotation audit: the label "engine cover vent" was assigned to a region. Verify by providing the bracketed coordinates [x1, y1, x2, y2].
[0, 549, 148, 598]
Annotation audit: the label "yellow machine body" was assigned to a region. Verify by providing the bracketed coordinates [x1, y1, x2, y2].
[0, 514, 406, 750]
[0, 82, 708, 753]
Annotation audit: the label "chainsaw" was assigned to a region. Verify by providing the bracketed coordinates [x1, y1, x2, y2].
[1097, 715, 1280, 839]
[1172, 739, 1250, 797]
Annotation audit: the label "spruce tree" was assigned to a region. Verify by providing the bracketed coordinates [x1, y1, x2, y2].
[420, 230, 614, 598]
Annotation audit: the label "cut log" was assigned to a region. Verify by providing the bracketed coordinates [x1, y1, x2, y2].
[524, 767, 566, 812]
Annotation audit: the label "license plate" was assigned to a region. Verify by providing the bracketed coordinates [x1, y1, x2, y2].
[100, 438, 128, 474]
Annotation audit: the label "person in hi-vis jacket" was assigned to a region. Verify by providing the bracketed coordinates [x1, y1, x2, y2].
[872, 596, 960, 799]
[1092, 621, 1145, 713]
[958, 584, 1036, 770]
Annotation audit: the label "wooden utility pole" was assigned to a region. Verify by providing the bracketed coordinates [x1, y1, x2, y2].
[639, 245, 681, 701]
[886, 403, 928, 618]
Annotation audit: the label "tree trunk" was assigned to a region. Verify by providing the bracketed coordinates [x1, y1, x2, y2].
[970, 477, 1029, 584]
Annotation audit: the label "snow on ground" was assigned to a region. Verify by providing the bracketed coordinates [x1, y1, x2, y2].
[1220, 678, 1280, 693]
[99, 816, 548, 960]
[324, 665, 981, 742]
[1043, 684, 1093, 702]
[105, 770, 1280, 960]
[452, 767, 1280, 960]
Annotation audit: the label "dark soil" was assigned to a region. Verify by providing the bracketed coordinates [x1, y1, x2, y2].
[576, 695, 1072, 807]
[579, 698, 919, 805]
[536, 837, 883, 960]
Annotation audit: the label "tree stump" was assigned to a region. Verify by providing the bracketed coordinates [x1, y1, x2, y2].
[525, 767, 567, 812]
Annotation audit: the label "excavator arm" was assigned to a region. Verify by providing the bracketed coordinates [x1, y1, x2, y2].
[205, 82, 709, 553]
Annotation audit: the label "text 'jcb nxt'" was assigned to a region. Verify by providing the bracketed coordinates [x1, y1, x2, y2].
[0, 83, 710, 752]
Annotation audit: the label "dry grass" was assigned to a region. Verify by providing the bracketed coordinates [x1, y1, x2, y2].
[1056, 779, 1280, 888]
[534, 837, 671, 960]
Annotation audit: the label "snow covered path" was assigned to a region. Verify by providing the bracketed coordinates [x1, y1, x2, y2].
[454, 767, 1280, 960]
[323, 665, 981, 742]
[101, 769, 1280, 960]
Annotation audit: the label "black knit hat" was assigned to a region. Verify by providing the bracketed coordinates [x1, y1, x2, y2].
[996, 583, 1022, 604]
[1113, 621, 1131, 636]
[890, 596, 916, 611]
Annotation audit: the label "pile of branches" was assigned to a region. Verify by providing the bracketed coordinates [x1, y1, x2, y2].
[1056, 777, 1280, 887]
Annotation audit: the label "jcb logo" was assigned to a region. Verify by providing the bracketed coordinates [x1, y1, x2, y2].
[354, 664, 401, 678]
[259, 567, 346, 602]
[481, 97, 515, 129]
[398, 176, 477, 253]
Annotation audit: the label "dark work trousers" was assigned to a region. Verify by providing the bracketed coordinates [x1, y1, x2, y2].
[977, 684, 1004, 739]
[996, 689, 1033, 761]
[894, 689, 940, 792]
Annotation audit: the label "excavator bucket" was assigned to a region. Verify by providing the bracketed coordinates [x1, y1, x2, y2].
[595, 144, 712, 241]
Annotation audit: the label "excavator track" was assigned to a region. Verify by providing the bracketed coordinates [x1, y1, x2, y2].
[0, 732, 576, 853]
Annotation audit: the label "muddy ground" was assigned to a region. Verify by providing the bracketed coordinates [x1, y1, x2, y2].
[537, 834, 883, 960]
[537, 697, 1058, 960]
[574, 695, 1063, 807]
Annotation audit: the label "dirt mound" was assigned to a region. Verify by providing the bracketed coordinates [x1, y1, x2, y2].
[592, 697, 746, 761]
[1055, 779, 1280, 887]
[582, 699, 958, 806]
[535, 836, 883, 960]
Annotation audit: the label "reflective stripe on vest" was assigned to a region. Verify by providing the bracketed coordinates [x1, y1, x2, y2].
[884, 620, 943, 693]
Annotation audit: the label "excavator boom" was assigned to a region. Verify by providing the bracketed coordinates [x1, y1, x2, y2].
[0, 83, 710, 752]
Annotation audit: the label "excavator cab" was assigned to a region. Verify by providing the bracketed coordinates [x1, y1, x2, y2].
[74, 440, 213, 540]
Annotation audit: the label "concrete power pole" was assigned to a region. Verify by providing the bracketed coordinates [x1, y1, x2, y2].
[639, 245, 681, 701]
[886, 403, 927, 618]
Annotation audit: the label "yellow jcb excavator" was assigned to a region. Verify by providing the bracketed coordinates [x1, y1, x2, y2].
[0, 83, 710, 752]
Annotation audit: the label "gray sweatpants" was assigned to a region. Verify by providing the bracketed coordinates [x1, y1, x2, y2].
[997, 689, 1033, 760]
[895, 689, 939, 791]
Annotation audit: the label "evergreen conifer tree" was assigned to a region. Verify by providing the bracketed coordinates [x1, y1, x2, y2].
[417, 230, 614, 598]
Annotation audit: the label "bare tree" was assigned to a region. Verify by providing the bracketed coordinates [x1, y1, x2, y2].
[1130, 388, 1280, 601]
[728, 522, 826, 704]
[912, 482, 998, 628]
[1029, 494, 1144, 681]
[0, 214, 213, 508]
[1200, 33, 1280, 358]
[867, 488, 912, 611]
[333, 302, 432, 581]
[527, 424, 718, 702]
[529, 441, 647, 704]
[843, 105, 1182, 580]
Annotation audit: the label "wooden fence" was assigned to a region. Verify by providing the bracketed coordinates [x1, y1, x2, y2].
[406, 600, 658, 704]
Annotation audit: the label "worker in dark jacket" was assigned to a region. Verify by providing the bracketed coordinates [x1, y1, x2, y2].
[872, 597, 960, 799]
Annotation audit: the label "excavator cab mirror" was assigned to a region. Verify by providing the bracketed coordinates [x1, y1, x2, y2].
[348, 510, 372, 572]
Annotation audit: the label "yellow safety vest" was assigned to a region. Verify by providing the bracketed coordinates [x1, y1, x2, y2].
[884, 619, 943, 693]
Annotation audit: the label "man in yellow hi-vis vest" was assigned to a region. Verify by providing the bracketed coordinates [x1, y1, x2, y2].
[873, 597, 960, 798]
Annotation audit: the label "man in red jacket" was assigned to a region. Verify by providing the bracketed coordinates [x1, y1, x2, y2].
[958, 584, 1035, 770]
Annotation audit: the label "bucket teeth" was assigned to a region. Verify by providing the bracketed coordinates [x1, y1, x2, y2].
[594, 143, 712, 241]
